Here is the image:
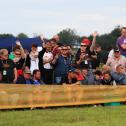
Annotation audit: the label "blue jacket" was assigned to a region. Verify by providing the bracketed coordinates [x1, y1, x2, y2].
[54, 55, 72, 77]
[111, 72, 126, 84]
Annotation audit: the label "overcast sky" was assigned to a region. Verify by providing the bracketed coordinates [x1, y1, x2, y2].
[0, 0, 126, 38]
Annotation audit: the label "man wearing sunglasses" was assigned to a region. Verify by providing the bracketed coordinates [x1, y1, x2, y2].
[52, 45, 73, 84]
[0, 49, 17, 83]
[75, 32, 98, 69]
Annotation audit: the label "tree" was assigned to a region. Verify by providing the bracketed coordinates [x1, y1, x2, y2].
[58, 28, 80, 44]
[17, 33, 28, 38]
[94, 26, 121, 50]
[0, 34, 14, 38]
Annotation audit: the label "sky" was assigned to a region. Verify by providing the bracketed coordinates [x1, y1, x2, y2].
[0, 0, 126, 38]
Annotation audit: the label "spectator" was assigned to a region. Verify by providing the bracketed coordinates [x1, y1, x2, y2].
[44, 41, 53, 84]
[67, 69, 78, 84]
[50, 38, 60, 57]
[111, 65, 126, 84]
[0, 49, 17, 83]
[16, 69, 33, 84]
[52, 45, 73, 84]
[80, 67, 94, 85]
[29, 43, 39, 73]
[106, 47, 126, 72]
[33, 69, 45, 85]
[67, 45, 75, 65]
[93, 70, 102, 85]
[11, 41, 26, 77]
[101, 65, 110, 73]
[117, 27, 126, 57]
[90, 44, 102, 69]
[75, 32, 98, 69]
[102, 71, 115, 85]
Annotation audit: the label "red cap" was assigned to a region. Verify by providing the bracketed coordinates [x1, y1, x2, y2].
[82, 38, 90, 45]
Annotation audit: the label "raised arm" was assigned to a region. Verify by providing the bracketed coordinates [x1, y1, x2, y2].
[16, 41, 26, 59]
[90, 31, 98, 52]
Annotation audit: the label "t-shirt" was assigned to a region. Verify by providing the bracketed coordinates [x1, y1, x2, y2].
[117, 36, 126, 56]
[0, 59, 16, 83]
[43, 52, 53, 69]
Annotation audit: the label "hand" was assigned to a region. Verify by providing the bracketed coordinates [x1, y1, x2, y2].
[13, 78, 17, 84]
[92, 31, 98, 37]
[55, 54, 59, 60]
[80, 53, 85, 60]
[48, 56, 53, 62]
[53, 35, 59, 41]
[40, 34, 45, 40]
[16, 41, 21, 46]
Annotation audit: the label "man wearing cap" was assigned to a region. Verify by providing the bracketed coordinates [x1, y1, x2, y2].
[117, 27, 126, 57]
[75, 32, 98, 69]
[16, 69, 33, 84]
[106, 47, 126, 72]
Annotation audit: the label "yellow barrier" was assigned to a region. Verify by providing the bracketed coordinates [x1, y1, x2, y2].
[0, 84, 126, 109]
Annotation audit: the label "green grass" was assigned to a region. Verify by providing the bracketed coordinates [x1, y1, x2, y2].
[0, 106, 126, 126]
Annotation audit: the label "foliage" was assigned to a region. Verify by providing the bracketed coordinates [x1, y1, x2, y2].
[58, 28, 80, 45]
[0, 26, 122, 51]
[17, 33, 28, 38]
[96, 26, 121, 50]
[0, 34, 14, 38]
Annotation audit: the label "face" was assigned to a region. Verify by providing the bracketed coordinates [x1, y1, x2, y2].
[51, 41, 56, 48]
[117, 66, 125, 74]
[31, 46, 37, 52]
[95, 47, 101, 52]
[24, 73, 31, 80]
[2, 51, 9, 60]
[82, 69, 88, 76]
[114, 51, 120, 58]
[80, 44, 87, 52]
[61, 47, 68, 56]
[34, 71, 41, 80]
[103, 73, 111, 80]
[102, 65, 110, 72]
[45, 42, 52, 51]
[95, 74, 100, 80]
[14, 50, 21, 58]
[121, 28, 126, 37]
[67, 46, 72, 54]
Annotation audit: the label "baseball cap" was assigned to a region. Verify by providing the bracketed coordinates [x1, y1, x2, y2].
[114, 47, 120, 52]
[81, 38, 90, 45]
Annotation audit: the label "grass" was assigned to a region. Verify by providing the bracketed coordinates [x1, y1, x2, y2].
[0, 106, 126, 126]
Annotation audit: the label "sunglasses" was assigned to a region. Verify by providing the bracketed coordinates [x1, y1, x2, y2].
[114, 51, 119, 53]
[15, 53, 21, 55]
[81, 45, 87, 47]
[62, 49, 68, 50]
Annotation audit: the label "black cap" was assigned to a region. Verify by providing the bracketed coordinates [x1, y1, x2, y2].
[114, 47, 120, 52]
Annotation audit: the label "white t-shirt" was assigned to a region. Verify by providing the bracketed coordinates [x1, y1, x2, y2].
[108, 49, 114, 58]
[30, 51, 39, 73]
[43, 52, 53, 69]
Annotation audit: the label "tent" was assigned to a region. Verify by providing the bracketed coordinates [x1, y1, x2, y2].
[0, 36, 42, 52]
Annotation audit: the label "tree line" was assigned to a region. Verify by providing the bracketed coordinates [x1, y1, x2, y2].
[0, 26, 121, 51]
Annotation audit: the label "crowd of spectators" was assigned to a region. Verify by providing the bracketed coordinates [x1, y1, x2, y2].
[0, 27, 126, 85]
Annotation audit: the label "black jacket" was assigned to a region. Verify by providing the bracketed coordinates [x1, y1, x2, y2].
[16, 76, 33, 84]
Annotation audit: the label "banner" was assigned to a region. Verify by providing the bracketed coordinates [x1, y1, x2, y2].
[0, 84, 126, 109]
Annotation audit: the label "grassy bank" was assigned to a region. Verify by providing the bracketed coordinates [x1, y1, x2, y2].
[0, 106, 126, 126]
